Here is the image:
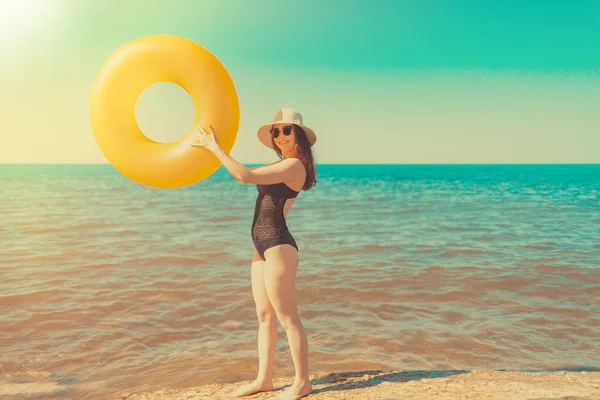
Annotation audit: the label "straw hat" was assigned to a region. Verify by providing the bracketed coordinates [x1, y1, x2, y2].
[257, 108, 317, 149]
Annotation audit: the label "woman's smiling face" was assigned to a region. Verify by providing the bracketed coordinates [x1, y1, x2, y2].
[270, 124, 296, 152]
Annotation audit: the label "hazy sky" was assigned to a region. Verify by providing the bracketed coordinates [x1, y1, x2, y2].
[1, 0, 599, 164]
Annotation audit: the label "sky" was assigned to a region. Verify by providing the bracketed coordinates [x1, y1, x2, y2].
[1, 0, 599, 164]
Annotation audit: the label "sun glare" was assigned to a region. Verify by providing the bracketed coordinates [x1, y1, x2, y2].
[0, 0, 57, 38]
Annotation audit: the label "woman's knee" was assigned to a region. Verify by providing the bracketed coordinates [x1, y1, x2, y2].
[256, 306, 276, 323]
[275, 311, 299, 331]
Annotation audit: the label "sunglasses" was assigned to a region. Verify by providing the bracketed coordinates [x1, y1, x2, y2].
[270, 125, 293, 138]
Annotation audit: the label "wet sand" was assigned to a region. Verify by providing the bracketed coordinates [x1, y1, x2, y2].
[109, 369, 600, 400]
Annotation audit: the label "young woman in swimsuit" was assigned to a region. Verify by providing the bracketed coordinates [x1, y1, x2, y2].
[192, 108, 318, 400]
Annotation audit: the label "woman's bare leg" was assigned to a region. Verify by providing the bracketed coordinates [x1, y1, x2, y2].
[264, 244, 312, 400]
[234, 250, 277, 397]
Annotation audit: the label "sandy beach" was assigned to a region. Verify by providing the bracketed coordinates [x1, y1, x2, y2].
[108, 369, 600, 400]
[1, 368, 599, 399]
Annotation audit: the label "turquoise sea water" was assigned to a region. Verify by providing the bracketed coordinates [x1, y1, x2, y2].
[1, 164, 598, 399]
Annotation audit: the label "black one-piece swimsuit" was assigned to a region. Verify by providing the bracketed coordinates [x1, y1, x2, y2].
[251, 182, 300, 260]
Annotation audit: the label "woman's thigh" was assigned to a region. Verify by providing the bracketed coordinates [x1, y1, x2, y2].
[263, 244, 300, 317]
[251, 249, 274, 318]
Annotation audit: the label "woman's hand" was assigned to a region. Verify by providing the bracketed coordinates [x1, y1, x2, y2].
[191, 124, 220, 152]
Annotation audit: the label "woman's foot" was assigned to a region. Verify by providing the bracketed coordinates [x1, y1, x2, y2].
[233, 379, 274, 397]
[273, 379, 313, 400]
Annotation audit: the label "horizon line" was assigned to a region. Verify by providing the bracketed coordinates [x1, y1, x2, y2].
[1, 162, 599, 166]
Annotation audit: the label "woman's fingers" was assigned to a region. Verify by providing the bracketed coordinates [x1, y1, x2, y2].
[207, 125, 219, 145]
[191, 126, 204, 147]
[191, 124, 218, 149]
[197, 124, 210, 136]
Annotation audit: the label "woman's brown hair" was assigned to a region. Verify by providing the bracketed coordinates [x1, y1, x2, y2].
[270, 124, 317, 191]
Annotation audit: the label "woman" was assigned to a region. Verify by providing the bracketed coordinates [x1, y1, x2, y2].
[191, 108, 318, 400]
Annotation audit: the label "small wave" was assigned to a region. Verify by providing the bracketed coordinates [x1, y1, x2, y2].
[209, 215, 243, 222]
[523, 244, 555, 250]
[422, 290, 479, 303]
[0, 289, 75, 306]
[442, 226, 466, 231]
[21, 227, 63, 234]
[218, 320, 244, 330]
[122, 255, 204, 267]
[331, 244, 398, 255]
[380, 208, 422, 214]
[534, 264, 573, 274]
[473, 236, 495, 242]
[441, 249, 491, 258]
[69, 222, 115, 230]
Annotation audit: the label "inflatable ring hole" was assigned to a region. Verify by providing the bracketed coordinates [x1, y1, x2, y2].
[134, 81, 195, 144]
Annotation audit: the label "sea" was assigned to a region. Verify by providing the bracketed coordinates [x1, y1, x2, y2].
[1, 164, 599, 399]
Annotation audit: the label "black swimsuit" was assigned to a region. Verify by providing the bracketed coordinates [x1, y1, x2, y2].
[251, 182, 300, 260]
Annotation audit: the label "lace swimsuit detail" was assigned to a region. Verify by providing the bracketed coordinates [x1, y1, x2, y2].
[251, 182, 300, 259]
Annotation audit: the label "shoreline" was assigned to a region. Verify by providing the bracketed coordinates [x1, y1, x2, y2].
[113, 369, 600, 400]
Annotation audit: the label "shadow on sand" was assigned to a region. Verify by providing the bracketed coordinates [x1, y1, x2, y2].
[273, 368, 469, 396]
[271, 366, 600, 398]
[527, 397, 595, 400]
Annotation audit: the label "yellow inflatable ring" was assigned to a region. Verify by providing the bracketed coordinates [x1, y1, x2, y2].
[89, 34, 240, 188]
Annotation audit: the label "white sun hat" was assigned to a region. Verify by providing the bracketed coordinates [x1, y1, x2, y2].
[256, 108, 317, 149]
